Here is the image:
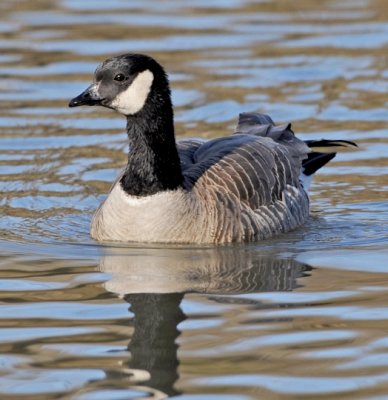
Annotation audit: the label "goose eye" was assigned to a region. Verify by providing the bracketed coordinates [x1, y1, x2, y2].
[114, 73, 125, 82]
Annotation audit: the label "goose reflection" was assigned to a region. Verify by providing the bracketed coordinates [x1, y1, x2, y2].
[99, 245, 311, 398]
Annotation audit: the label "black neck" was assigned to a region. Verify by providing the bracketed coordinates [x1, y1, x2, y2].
[120, 96, 183, 196]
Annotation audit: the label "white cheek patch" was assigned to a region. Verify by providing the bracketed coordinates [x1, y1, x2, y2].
[111, 69, 154, 115]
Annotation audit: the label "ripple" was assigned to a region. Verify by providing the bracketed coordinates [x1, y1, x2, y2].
[7, 33, 278, 55]
[61, 0, 252, 11]
[191, 330, 358, 355]
[297, 249, 388, 273]
[283, 32, 388, 49]
[0, 368, 105, 395]
[0, 327, 103, 343]
[0, 133, 124, 150]
[195, 373, 388, 395]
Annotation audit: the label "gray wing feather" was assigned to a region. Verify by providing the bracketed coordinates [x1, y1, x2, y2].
[178, 113, 308, 206]
[176, 113, 310, 242]
[177, 138, 205, 172]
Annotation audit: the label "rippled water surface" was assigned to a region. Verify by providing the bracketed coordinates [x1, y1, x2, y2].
[0, 0, 387, 398]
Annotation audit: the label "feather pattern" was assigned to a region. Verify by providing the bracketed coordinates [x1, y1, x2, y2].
[91, 112, 310, 243]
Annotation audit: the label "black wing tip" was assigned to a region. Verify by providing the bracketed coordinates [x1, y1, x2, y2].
[306, 139, 358, 148]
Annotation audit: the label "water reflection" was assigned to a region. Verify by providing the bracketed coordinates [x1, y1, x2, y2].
[100, 246, 311, 397]
[124, 293, 184, 397]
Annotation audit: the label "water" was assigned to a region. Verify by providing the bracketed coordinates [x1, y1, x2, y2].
[0, 0, 387, 398]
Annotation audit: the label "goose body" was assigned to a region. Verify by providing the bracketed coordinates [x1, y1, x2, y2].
[90, 126, 309, 243]
[69, 53, 355, 244]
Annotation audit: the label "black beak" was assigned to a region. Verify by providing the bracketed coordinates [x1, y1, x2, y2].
[69, 84, 103, 107]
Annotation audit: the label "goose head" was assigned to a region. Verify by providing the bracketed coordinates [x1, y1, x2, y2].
[69, 53, 171, 116]
[69, 54, 181, 196]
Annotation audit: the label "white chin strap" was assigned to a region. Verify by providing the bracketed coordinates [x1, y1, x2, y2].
[110, 70, 154, 115]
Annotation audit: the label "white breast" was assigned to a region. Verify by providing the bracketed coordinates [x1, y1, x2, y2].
[90, 181, 197, 242]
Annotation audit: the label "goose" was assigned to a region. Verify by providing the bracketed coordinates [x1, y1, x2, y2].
[69, 53, 356, 244]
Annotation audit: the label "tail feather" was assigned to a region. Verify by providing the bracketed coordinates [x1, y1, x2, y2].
[302, 152, 336, 176]
[305, 139, 357, 152]
[303, 139, 357, 176]
[234, 113, 358, 188]
[301, 139, 357, 190]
